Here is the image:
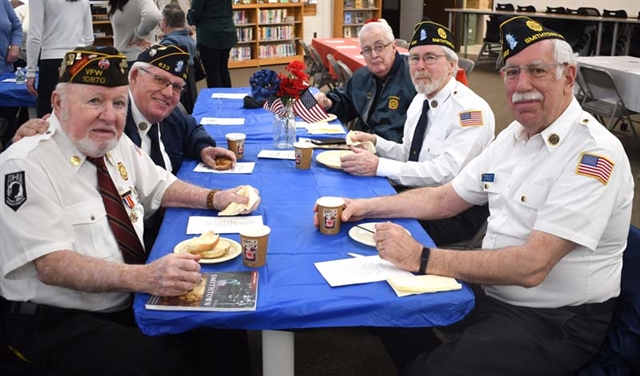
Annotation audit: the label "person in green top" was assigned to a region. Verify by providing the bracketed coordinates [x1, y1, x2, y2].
[188, 0, 238, 88]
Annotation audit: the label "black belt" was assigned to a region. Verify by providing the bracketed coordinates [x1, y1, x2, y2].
[560, 298, 617, 316]
[6, 301, 39, 316]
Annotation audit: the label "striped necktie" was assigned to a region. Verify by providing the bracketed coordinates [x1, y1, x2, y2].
[409, 99, 430, 162]
[87, 156, 146, 264]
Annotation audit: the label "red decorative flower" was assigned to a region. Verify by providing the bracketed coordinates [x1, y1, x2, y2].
[275, 60, 310, 106]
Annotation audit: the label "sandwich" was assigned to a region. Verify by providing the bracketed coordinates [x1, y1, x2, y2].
[214, 157, 233, 170]
[183, 231, 230, 259]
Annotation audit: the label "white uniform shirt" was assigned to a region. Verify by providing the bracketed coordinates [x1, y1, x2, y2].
[452, 98, 634, 308]
[0, 113, 177, 311]
[376, 78, 495, 187]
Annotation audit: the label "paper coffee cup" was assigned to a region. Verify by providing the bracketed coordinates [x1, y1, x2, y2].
[316, 196, 344, 235]
[294, 142, 314, 169]
[226, 133, 246, 159]
[240, 224, 271, 267]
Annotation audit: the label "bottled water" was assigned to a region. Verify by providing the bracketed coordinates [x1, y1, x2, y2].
[15, 68, 26, 84]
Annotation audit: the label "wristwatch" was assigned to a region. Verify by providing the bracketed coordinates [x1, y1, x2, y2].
[418, 246, 430, 275]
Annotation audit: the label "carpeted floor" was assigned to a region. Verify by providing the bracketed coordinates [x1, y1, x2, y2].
[212, 55, 640, 376]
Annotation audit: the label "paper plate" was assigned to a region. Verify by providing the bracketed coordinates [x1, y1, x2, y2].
[348, 223, 411, 247]
[313, 113, 337, 123]
[173, 237, 242, 264]
[315, 150, 353, 169]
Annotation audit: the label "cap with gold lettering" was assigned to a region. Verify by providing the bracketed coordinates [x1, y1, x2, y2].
[136, 44, 189, 81]
[500, 16, 565, 62]
[59, 46, 129, 87]
[409, 20, 455, 51]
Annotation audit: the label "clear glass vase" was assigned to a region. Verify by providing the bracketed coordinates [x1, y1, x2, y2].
[273, 104, 296, 149]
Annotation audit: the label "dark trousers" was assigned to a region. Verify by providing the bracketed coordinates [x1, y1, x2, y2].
[36, 59, 62, 118]
[197, 44, 232, 88]
[377, 292, 614, 376]
[1, 300, 252, 376]
[420, 204, 489, 247]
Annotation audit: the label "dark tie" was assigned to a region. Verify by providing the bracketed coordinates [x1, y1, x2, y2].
[87, 156, 146, 264]
[147, 123, 166, 169]
[408, 99, 430, 162]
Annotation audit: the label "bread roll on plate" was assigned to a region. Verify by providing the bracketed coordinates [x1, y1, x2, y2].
[183, 231, 230, 259]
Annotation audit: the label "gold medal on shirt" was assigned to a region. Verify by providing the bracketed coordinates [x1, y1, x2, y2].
[118, 162, 129, 181]
[130, 211, 138, 223]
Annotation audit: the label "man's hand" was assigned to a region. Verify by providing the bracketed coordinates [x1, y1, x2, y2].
[313, 197, 366, 227]
[314, 92, 332, 110]
[26, 77, 37, 97]
[214, 186, 261, 214]
[348, 130, 376, 145]
[340, 146, 378, 176]
[143, 252, 203, 297]
[12, 115, 50, 143]
[6, 45, 20, 63]
[200, 146, 237, 169]
[374, 222, 423, 272]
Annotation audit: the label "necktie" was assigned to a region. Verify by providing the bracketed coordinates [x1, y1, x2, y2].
[147, 123, 166, 169]
[87, 156, 146, 264]
[408, 99, 430, 162]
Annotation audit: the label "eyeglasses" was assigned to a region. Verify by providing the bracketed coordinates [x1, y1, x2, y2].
[139, 67, 185, 95]
[408, 54, 446, 66]
[500, 63, 566, 81]
[361, 41, 393, 56]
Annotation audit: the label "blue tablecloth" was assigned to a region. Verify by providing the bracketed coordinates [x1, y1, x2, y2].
[0, 72, 36, 108]
[133, 88, 475, 336]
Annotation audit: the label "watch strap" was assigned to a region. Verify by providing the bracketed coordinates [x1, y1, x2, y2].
[418, 247, 430, 275]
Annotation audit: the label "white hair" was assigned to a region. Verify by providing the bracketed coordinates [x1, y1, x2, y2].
[129, 61, 153, 81]
[441, 46, 459, 72]
[551, 39, 576, 80]
[358, 19, 395, 45]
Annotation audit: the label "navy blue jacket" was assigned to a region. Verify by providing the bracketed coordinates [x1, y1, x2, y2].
[326, 52, 416, 143]
[124, 105, 216, 174]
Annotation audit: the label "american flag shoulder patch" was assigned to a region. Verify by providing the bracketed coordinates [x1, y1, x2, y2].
[459, 110, 483, 127]
[576, 153, 614, 185]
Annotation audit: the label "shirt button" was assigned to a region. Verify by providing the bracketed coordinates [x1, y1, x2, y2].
[484, 183, 489, 189]
[90, 215, 95, 221]
[521, 195, 527, 202]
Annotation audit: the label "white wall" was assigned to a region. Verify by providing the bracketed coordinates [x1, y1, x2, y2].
[303, 0, 334, 42]
[399, 1, 422, 41]
[497, 0, 639, 15]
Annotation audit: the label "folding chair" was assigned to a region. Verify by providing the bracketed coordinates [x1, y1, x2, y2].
[457, 58, 475, 76]
[299, 40, 322, 87]
[475, 15, 503, 70]
[336, 60, 353, 83]
[495, 3, 515, 11]
[516, 5, 536, 12]
[326, 54, 345, 87]
[601, 9, 629, 56]
[578, 65, 639, 141]
[308, 45, 338, 90]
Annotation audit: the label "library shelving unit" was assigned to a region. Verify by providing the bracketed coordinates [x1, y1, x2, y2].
[90, 2, 114, 47]
[230, 1, 304, 69]
[333, 0, 382, 38]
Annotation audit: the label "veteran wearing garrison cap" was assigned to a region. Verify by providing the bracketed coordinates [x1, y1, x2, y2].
[330, 17, 633, 375]
[0, 45, 258, 375]
[341, 19, 495, 246]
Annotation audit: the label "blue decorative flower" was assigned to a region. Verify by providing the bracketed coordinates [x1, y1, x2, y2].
[249, 69, 280, 102]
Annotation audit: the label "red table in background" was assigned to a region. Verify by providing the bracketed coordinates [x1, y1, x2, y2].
[312, 38, 468, 86]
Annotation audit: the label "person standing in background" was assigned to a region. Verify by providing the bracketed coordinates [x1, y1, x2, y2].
[0, 0, 22, 75]
[108, 0, 161, 67]
[154, 0, 195, 42]
[159, 3, 198, 113]
[26, 0, 93, 118]
[188, 0, 237, 88]
[9, 0, 27, 68]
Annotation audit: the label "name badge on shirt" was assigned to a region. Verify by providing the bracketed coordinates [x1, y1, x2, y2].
[481, 173, 495, 182]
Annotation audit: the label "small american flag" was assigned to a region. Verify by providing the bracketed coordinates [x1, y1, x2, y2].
[577, 153, 614, 185]
[459, 110, 484, 127]
[292, 89, 330, 123]
[263, 97, 286, 116]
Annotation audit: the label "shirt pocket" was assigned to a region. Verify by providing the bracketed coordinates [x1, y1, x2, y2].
[65, 199, 121, 260]
[514, 181, 548, 210]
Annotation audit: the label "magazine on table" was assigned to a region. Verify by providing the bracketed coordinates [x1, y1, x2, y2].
[146, 271, 258, 311]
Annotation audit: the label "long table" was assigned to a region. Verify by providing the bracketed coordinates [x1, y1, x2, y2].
[0, 72, 36, 108]
[133, 88, 475, 375]
[576, 56, 640, 113]
[312, 38, 469, 86]
[446, 8, 640, 57]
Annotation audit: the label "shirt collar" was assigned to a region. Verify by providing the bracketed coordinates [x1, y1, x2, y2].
[129, 91, 154, 135]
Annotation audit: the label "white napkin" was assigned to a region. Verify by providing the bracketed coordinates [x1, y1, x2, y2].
[387, 275, 462, 297]
[346, 131, 376, 154]
[218, 185, 260, 216]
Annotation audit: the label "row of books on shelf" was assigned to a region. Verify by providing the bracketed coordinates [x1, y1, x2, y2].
[258, 42, 296, 59]
[259, 26, 295, 41]
[258, 9, 293, 24]
[230, 46, 253, 61]
[237, 27, 254, 42]
[233, 10, 250, 25]
[342, 26, 363, 38]
[344, 11, 374, 25]
[344, 0, 375, 8]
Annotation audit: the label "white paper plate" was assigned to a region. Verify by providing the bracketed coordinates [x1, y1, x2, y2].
[315, 150, 353, 169]
[173, 237, 241, 264]
[313, 113, 337, 123]
[348, 223, 411, 247]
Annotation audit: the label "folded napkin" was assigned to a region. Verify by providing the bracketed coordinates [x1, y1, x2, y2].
[346, 131, 376, 154]
[387, 275, 462, 297]
[218, 185, 260, 216]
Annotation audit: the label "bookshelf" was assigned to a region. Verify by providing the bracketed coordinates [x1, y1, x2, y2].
[90, 2, 113, 47]
[333, 0, 382, 38]
[230, 1, 304, 69]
